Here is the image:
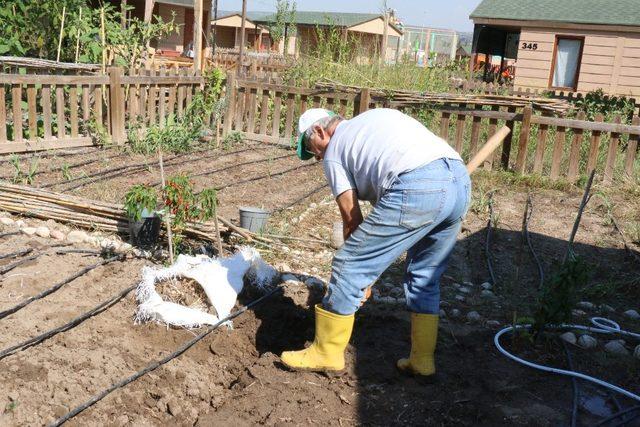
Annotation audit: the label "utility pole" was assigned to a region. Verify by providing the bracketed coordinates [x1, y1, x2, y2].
[212, 0, 218, 55]
[381, 0, 389, 64]
[194, 0, 204, 70]
[238, 0, 248, 74]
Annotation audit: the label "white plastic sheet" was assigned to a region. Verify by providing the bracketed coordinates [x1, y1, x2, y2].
[135, 247, 278, 329]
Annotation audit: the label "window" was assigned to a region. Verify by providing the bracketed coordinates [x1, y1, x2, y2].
[550, 37, 584, 90]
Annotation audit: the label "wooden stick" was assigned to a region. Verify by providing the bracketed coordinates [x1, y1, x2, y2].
[213, 214, 224, 256]
[158, 150, 174, 263]
[57, 6, 67, 63]
[564, 169, 596, 263]
[466, 126, 511, 174]
[75, 8, 83, 63]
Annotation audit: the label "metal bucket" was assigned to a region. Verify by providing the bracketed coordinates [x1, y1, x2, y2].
[239, 207, 270, 233]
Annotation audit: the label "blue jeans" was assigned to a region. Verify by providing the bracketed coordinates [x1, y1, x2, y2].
[323, 158, 471, 315]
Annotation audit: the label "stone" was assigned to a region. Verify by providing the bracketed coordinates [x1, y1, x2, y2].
[560, 332, 577, 345]
[455, 295, 465, 302]
[50, 230, 65, 240]
[463, 281, 475, 288]
[389, 287, 404, 298]
[450, 308, 461, 318]
[480, 290, 496, 299]
[577, 301, 595, 310]
[119, 243, 132, 252]
[15, 220, 25, 228]
[156, 399, 167, 412]
[604, 340, 629, 356]
[486, 320, 501, 328]
[21, 227, 37, 236]
[439, 309, 447, 317]
[459, 287, 472, 294]
[599, 304, 615, 313]
[84, 235, 100, 246]
[577, 335, 597, 349]
[66, 230, 88, 244]
[35, 226, 50, 238]
[572, 309, 587, 317]
[623, 309, 640, 320]
[480, 282, 493, 290]
[167, 399, 182, 416]
[634, 345, 640, 360]
[452, 283, 461, 290]
[0, 217, 14, 226]
[466, 311, 481, 322]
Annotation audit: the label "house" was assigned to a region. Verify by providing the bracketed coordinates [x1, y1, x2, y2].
[212, 11, 403, 63]
[470, 0, 640, 96]
[210, 12, 275, 52]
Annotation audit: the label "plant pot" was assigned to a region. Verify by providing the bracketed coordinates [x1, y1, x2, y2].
[129, 210, 161, 248]
[239, 207, 270, 233]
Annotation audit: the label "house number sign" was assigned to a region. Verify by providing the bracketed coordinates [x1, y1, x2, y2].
[521, 43, 538, 50]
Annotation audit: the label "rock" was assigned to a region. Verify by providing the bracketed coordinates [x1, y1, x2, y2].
[604, 340, 629, 355]
[455, 295, 465, 302]
[480, 290, 496, 299]
[577, 301, 595, 310]
[450, 308, 461, 318]
[560, 332, 577, 345]
[439, 309, 447, 317]
[463, 281, 475, 288]
[452, 283, 461, 290]
[84, 235, 100, 246]
[66, 230, 88, 243]
[156, 399, 167, 412]
[466, 311, 481, 322]
[389, 287, 404, 298]
[15, 220, 25, 228]
[0, 217, 14, 226]
[35, 226, 50, 238]
[167, 399, 182, 416]
[577, 335, 597, 349]
[52, 404, 68, 418]
[459, 287, 472, 294]
[480, 282, 492, 290]
[119, 243, 132, 252]
[486, 320, 501, 328]
[599, 304, 615, 313]
[572, 309, 587, 317]
[623, 309, 640, 320]
[634, 345, 640, 359]
[50, 230, 65, 240]
[21, 227, 37, 236]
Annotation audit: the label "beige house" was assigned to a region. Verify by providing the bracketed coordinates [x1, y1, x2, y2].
[212, 11, 403, 62]
[470, 0, 640, 96]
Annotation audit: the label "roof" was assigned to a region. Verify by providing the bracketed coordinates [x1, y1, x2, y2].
[470, 0, 640, 27]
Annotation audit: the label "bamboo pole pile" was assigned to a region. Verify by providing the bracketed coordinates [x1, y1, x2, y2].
[314, 80, 571, 114]
[0, 182, 262, 245]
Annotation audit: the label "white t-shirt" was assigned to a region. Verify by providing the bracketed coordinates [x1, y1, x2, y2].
[323, 109, 462, 202]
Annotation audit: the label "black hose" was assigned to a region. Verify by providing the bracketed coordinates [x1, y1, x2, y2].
[271, 183, 329, 214]
[0, 255, 122, 320]
[0, 231, 20, 239]
[0, 243, 72, 275]
[49, 285, 283, 427]
[0, 284, 135, 361]
[0, 248, 33, 260]
[215, 162, 318, 192]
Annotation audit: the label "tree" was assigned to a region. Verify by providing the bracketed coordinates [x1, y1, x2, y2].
[269, 0, 296, 55]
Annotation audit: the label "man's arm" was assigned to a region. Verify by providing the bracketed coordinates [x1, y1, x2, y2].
[336, 190, 363, 240]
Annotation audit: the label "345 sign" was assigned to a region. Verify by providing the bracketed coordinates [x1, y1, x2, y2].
[522, 42, 538, 50]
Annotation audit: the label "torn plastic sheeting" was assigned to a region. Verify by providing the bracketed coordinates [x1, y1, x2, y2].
[135, 247, 278, 329]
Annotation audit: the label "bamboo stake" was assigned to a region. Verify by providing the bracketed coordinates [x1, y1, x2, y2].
[158, 150, 174, 263]
[213, 214, 224, 256]
[75, 8, 83, 63]
[57, 6, 67, 63]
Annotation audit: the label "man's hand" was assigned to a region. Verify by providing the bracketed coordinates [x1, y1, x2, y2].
[336, 190, 363, 240]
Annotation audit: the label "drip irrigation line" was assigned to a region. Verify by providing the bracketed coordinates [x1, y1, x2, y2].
[54, 249, 106, 256]
[0, 248, 33, 261]
[0, 146, 112, 165]
[215, 162, 319, 192]
[485, 192, 497, 286]
[523, 195, 544, 289]
[271, 183, 329, 214]
[561, 340, 579, 427]
[594, 406, 640, 427]
[50, 285, 284, 427]
[0, 231, 20, 239]
[0, 284, 136, 361]
[0, 243, 72, 276]
[0, 255, 122, 321]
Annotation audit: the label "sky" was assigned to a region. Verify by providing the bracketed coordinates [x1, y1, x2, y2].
[217, 0, 484, 32]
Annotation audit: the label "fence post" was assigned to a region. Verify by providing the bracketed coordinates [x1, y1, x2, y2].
[354, 88, 371, 116]
[515, 105, 533, 174]
[108, 66, 126, 144]
[223, 71, 237, 137]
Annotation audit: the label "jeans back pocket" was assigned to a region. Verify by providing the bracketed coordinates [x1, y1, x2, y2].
[400, 188, 446, 230]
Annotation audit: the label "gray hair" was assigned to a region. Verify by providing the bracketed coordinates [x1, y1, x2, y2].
[304, 115, 343, 141]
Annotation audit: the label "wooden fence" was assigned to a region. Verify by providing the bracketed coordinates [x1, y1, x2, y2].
[224, 75, 640, 184]
[0, 66, 204, 153]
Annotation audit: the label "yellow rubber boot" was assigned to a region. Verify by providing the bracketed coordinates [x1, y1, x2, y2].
[280, 305, 354, 372]
[397, 313, 439, 376]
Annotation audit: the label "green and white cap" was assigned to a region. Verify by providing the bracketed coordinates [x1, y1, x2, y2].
[296, 108, 336, 160]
